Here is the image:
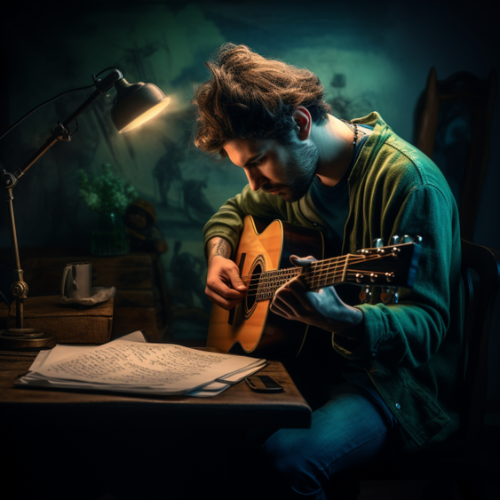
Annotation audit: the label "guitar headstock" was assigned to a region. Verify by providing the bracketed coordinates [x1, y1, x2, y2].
[347, 235, 422, 290]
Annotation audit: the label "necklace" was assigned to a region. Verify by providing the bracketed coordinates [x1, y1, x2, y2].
[341, 119, 358, 149]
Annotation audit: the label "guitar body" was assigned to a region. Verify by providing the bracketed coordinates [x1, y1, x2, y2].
[207, 215, 324, 360]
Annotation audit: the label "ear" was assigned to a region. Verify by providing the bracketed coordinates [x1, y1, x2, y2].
[292, 107, 312, 140]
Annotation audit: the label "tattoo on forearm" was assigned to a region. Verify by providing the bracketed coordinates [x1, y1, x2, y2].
[207, 242, 217, 256]
[213, 239, 230, 259]
[208, 239, 231, 264]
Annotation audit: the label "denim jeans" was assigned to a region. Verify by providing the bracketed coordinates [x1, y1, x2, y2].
[256, 381, 399, 499]
[241, 334, 400, 500]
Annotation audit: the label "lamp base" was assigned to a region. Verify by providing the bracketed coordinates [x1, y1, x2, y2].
[0, 328, 56, 350]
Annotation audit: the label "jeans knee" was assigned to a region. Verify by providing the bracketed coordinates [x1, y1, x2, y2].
[262, 432, 325, 494]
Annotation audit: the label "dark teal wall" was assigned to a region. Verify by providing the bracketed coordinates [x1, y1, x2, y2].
[1, 0, 499, 400]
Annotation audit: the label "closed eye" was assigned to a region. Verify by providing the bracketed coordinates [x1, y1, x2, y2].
[248, 157, 264, 167]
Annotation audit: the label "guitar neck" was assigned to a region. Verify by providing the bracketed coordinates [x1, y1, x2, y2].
[242, 242, 419, 302]
[243, 254, 354, 302]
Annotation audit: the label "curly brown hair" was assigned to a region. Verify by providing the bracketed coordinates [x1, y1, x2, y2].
[192, 44, 331, 156]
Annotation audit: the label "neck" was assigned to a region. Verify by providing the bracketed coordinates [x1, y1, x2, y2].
[312, 115, 355, 187]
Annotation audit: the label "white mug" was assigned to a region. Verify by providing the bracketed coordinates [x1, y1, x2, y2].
[61, 261, 92, 300]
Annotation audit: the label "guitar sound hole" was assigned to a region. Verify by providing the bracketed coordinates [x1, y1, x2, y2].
[244, 262, 262, 318]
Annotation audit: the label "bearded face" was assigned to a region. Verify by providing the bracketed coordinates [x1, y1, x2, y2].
[224, 134, 319, 203]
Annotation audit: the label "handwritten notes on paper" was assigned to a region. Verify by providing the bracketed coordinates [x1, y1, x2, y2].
[40, 342, 230, 387]
[17, 331, 266, 397]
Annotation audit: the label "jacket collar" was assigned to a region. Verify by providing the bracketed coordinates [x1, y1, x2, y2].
[298, 111, 391, 229]
[349, 111, 392, 183]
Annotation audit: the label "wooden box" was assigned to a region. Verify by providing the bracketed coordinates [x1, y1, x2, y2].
[4, 251, 170, 343]
[8, 295, 114, 344]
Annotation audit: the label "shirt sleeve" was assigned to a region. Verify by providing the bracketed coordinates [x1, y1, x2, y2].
[202, 184, 289, 258]
[333, 183, 462, 371]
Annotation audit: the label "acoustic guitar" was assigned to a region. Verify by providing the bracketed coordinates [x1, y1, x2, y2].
[207, 215, 421, 360]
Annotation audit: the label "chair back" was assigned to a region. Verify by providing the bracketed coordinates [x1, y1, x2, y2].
[415, 68, 497, 241]
[459, 239, 500, 457]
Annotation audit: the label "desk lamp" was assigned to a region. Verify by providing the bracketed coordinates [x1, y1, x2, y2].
[0, 68, 170, 350]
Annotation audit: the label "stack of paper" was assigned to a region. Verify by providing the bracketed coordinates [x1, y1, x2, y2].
[16, 331, 266, 397]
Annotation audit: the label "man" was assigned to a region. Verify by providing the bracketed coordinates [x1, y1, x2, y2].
[192, 43, 463, 499]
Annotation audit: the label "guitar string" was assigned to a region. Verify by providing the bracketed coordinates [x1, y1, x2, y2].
[242, 254, 394, 285]
[244, 272, 389, 298]
[240, 254, 373, 282]
[243, 266, 389, 290]
[239, 254, 371, 282]
[243, 268, 390, 288]
[242, 252, 388, 277]
[241, 254, 390, 286]
[243, 270, 392, 295]
[237, 244, 405, 283]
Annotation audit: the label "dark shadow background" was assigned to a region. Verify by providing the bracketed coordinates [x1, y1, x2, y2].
[1, 0, 498, 410]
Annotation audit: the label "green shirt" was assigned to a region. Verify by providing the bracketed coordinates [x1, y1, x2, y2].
[203, 112, 464, 454]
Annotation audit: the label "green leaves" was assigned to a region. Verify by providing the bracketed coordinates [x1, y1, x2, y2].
[78, 164, 137, 214]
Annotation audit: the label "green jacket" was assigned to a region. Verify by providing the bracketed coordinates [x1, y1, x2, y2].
[203, 112, 464, 454]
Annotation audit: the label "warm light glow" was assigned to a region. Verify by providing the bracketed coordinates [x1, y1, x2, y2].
[119, 97, 171, 133]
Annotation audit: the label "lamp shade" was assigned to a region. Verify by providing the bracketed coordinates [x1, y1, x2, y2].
[111, 78, 170, 133]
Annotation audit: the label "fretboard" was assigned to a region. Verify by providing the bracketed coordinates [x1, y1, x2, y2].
[242, 254, 357, 302]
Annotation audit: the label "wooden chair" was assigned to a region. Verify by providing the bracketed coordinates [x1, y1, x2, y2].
[415, 67, 497, 241]
[337, 239, 500, 500]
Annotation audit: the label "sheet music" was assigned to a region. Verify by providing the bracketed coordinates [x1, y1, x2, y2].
[17, 332, 266, 396]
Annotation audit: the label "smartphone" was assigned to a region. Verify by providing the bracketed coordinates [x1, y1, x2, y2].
[245, 375, 284, 393]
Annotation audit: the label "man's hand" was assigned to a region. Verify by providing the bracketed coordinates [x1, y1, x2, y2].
[205, 237, 247, 310]
[270, 255, 364, 339]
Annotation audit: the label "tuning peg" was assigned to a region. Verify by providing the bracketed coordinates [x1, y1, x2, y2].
[372, 238, 384, 248]
[391, 235, 400, 245]
[359, 285, 372, 304]
[381, 287, 399, 304]
[385, 272, 395, 283]
[402, 234, 423, 244]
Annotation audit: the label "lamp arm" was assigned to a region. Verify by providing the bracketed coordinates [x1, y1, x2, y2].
[1, 188, 26, 329]
[0, 68, 124, 332]
[12, 88, 101, 181]
[10, 69, 124, 182]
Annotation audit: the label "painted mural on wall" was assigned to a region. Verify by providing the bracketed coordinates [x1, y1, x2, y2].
[0, 2, 416, 344]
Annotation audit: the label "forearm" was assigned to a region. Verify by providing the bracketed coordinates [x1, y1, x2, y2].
[205, 237, 247, 309]
[206, 237, 232, 265]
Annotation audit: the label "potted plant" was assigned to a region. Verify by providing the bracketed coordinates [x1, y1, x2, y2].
[78, 163, 138, 256]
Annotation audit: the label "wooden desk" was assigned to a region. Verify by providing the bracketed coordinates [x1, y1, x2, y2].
[0, 349, 311, 429]
[1, 349, 311, 500]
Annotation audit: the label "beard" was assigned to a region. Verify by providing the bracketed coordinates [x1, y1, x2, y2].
[262, 139, 319, 202]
